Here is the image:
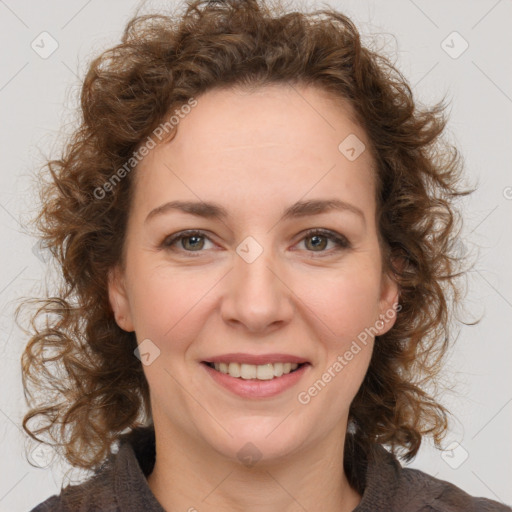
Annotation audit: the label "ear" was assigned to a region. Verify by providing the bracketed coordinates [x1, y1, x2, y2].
[108, 266, 135, 332]
[375, 267, 400, 336]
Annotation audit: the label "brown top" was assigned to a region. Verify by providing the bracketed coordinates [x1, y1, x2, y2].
[30, 426, 511, 512]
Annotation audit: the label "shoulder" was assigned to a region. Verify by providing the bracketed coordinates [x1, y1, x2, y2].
[29, 464, 119, 512]
[392, 461, 511, 511]
[29, 427, 162, 512]
[396, 466, 511, 511]
[356, 443, 512, 512]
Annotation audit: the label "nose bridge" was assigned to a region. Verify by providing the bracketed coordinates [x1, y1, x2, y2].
[221, 234, 292, 331]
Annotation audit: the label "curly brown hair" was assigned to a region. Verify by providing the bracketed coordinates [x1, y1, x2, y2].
[18, 0, 473, 474]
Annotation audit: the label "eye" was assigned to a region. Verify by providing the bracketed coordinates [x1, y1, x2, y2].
[160, 228, 351, 256]
[296, 228, 351, 255]
[161, 230, 214, 254]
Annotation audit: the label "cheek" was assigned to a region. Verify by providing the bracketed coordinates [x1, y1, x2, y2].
[127, 251, 383, 356]
[294, 270, 379, 415]
[295, 264, 382, 343]
[128, 264, 218, 348]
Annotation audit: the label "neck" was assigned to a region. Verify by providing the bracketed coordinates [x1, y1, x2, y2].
[146, 420, 362, 512]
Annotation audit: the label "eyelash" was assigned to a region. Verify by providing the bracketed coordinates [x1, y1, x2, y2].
[161, 228, 351, 257]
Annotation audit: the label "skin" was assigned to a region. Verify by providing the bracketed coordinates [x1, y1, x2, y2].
[108, 83, 399, 512]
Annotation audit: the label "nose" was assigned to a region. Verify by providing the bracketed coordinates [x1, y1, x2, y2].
[220, 240, 294, 334]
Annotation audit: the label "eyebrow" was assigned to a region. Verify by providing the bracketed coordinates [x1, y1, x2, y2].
[145, 198, 366, 225]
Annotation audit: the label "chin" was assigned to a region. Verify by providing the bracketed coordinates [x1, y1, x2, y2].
[200, 417, 307, 466]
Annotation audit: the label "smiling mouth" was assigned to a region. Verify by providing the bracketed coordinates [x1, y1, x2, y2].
[203, 361, 308, 380]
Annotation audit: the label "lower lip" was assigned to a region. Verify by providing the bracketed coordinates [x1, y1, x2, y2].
[202, 363, 310, 399]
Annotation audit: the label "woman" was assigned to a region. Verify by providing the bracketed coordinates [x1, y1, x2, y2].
[21, 0, 511, 510]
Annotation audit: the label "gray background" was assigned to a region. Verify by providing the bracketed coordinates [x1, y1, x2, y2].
[0, 0, 511, 510]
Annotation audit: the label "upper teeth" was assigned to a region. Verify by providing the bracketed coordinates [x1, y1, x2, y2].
[213, 362, 300, 380]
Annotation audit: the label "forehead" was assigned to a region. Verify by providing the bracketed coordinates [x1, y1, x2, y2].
[133, 84, 376, 222]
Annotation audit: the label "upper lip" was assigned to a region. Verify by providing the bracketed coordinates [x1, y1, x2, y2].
[203, 353, 310, 365]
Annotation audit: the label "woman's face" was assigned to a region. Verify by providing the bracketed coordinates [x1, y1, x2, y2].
[109, 84, 399, 464]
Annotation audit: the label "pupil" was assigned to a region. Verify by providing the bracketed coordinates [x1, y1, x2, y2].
[184, 235, 203, 250]
[309, 235, 326, 250]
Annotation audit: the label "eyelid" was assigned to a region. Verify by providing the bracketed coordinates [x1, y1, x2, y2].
[298, 228, 351, 250]
[160, 228, 351, 255]
[161, 229, 216, 255]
